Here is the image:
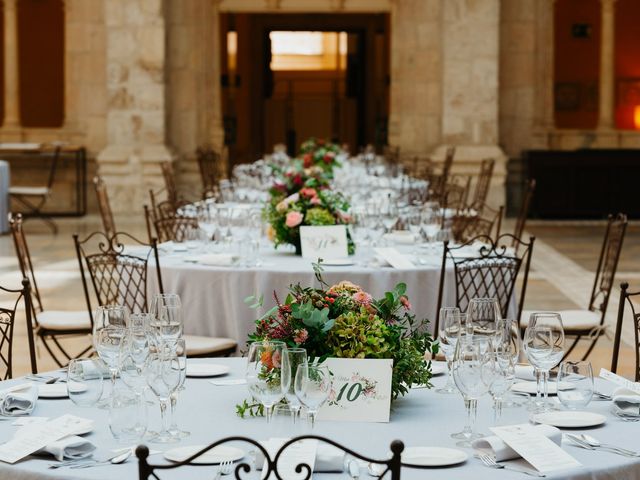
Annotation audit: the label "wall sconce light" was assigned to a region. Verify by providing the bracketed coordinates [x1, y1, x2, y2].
[635, 105, 640, 130]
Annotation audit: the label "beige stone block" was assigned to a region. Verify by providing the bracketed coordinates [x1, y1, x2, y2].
[104, 0, 125, 27]
[87, 116, 107, 150]
[136, 84, 165, 110]
[66, 23, 91, 53]
[107, 28, 137, 60]
[140, 112, 166, 144]
[107, 63, 130, 85]
[138, 26, 165, 64]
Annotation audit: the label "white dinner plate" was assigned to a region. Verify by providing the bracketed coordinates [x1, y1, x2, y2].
[430, 361, 447, 376]
[401, 447, 468, 467]
[38, 383, 69, 399]
[511, 381, 574, 395]
[164, 445, 244, 464]
[321, 259, 355, 266]
[531, 411, 606, 428]
[186, 364, 230, 378]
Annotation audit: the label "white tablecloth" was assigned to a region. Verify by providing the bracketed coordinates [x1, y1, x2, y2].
[0, 359, 638, 480]
[148, 245, 457, 346]
[0, 160, 9, 234]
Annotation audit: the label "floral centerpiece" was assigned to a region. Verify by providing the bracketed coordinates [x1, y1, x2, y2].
[265, 161, 353, 255]
[236, 269, 437, 417]
[299, 137, 342, 173]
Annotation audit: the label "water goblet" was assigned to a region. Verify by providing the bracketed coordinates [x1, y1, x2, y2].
[166, 339, 190, 439]
[436, 308, 463, 394]
[144, 350, 181, 444]
[467, 298, 500, 342]
[294, 364, 331, 429]
[245, 341, 286, 423]
[281, 348, 308, 422]
[557, 361, 593, 410]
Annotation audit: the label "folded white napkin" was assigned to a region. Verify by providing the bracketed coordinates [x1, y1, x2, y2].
[472, 425, 561, 462]
[41, 435, 96, 461]
[383, 231, 416, 245]
[255, 439, 344, 472]
[515, 364, 536, 381]
[612, 387, 640, 416]
[196, 254, 238, 267]
[0, 384, 37, 416]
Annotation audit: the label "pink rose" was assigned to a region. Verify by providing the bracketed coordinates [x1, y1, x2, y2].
[285, 211, 304, 228]
[352, 291, 373, 306]
[400, 295, 412, 310]
[310, 196, 322, 205]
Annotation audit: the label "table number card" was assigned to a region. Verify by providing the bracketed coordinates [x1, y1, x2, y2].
[490, 424, 581, 474]
[317, 358, 393, 423]
[300, 226, 348, 260]
[374, 248, 415, 269]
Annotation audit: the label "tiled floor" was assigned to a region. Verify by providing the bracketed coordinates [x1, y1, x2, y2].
[0, 215, 637, 379]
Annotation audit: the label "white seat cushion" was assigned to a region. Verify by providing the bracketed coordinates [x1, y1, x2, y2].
[520, 309, 601, 331]
[10, 186, 49, 196]
[183, 334, 237, 356]
[37, 310, 91, 331]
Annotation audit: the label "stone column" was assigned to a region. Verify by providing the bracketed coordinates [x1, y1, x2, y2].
[436, 0, 506, 208]
[97, 0, 173, 213]
[598, 0, 617, 129]
[3, 0, 20, 130]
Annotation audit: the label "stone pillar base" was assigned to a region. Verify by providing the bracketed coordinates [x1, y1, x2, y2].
[430, 144, 507, 211]
[96, 144, 175, 215]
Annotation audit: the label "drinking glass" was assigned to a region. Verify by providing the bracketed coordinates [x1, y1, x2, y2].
[144, 350, 181, 443]
[167, 339, 190, 439]
[281, 348, 308, 421]
[67, 358, 104, 407]
[271, 404, 304, 438]
[451, 336, 493, 447]
[557, 361, 593, 410]
[245, 341, 286, 423]
[93, 305, 128, 339]
[486, 350, 516, 424]
[436, 308, 463, 394]
[523, 312, 565, 412]
[95, 326, 128, 387]
[150, 294, 183, 344]
[495, 318, 526, 408]
[295, 364, 331, 429]
[467, 298, 501, 342]
[149, 293, 181, 319]
[109, 385, 147, 444]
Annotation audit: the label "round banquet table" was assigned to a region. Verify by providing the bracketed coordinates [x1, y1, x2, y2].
[148, 243, 460, 345]
[1, 358, 638, 480]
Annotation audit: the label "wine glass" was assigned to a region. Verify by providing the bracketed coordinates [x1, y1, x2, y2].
[436, 308, 463, 394]
[295, 364, 332, 429]
[486, 350, 516, 424]
[245, 341, 286, 423]
[380, 196, 398, 233]
[467, 298, 500, 342]
[281, 348, 308, 422]
[167, 339, 190, 439]
[149, 293, 183, 344]
[523, 312, 565, 412]
[95, 326, 128, 390]
[557, 361, 593, 410]
[144, 350, 181, 443]
[450, 336, 493, 447]
[149, 293, 181, 320]
[93, 305, 128, 339]
[495, 318, 526, 408]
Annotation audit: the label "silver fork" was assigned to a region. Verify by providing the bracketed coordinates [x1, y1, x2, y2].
[593, 391, 612, 400]
[478, 453, 546, 477]
[214, 460, 233, 479]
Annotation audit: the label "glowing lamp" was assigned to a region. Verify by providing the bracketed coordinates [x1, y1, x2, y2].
[635, 105, 640, 130]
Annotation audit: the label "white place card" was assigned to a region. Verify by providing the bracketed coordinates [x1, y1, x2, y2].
[374, 248, 415, 269]
[0, 414, 92, 464]
[490, 424, 581, 474]
[599, 368, 640, 393]
[317, 358, 393, 423]
[261, 438, 317, 480]
[299, 226, 348, 260]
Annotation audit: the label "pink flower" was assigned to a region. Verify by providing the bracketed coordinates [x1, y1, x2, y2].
[293, 328, 309, 344]
[300, 187, 317, 198]
[352, 291, 373, 307]
[285, 211, 304, 228]
[310, 196, 322, 205]
[271, 350, 282, 369]
[400, 295, 412, 310]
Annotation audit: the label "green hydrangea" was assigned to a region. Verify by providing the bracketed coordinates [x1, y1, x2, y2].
[305, 207, 336, 226]
[326, 309, 389, 358]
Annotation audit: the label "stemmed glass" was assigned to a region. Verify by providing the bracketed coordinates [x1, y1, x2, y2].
[451, 336, 494, 447]
[245, 341, 286, 423]
[380, 196, 398, 233]
[95, 326, 128, 407]
[144, 348, 182, 443]
[486, 349, 516, 424]
[150, 294, 183, 344]
[467, 298, 501, 342]
[523, 312, 565, 412]
[281, 348, 308, 422]
[167, 339, 190, 438]
[294, 364, 332, 429]
[495, 318, 525, 408]
[436, 308, 463, 394]
[93, 304, 128, 338]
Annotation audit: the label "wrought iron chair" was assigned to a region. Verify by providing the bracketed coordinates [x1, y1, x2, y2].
[520, 213, 628, 360]
[435, 233, 535, 334]
[197, 146, 221, 193]
[451, 205, 503, 244]
[153, 216, 200, 244]
[93, 176, 116, 238]
[468, 158, 495, 213]
[611, 282, 640, 382]
[74, 231, 236, 358]
[136, 435, 434, 480]
[160, 161, 179, 207]
[10, 213, 92, 367]
[9, 146, 61, 233]
[0, 278, 37, 379]
[513, 178, 536, 245]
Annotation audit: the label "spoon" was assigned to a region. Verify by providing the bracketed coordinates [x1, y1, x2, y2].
[578, 434, 639, 457]
[69, 449, 132, 469]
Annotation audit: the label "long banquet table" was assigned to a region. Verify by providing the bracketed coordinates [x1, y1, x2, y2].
[0, 358, 638, 480]
[148, 244, 459, 345]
